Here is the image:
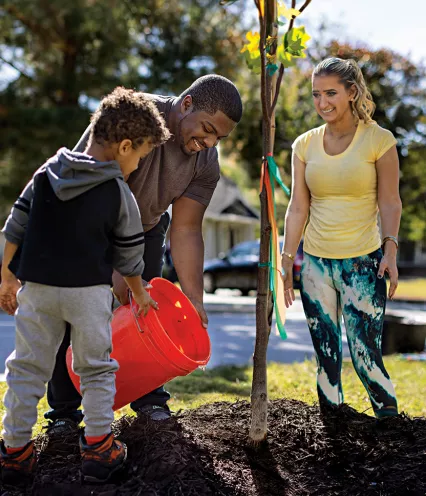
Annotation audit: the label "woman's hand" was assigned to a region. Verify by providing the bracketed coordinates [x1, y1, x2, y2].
[378, 251, 398, 300]
[281, 256, 295, 308]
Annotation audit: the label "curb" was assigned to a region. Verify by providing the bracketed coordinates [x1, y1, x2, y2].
[205, 303, 256, 314]
[391, 298, 426, 307]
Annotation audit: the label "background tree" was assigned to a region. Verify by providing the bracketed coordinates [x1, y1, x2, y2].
[222, 39, 426, 240]
[0, 0, 246, 217]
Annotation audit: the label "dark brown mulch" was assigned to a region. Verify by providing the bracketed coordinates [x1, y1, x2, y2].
[1, 399, 425, 496]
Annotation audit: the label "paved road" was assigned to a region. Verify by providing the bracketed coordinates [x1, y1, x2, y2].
[207, 308, 349, 368]
[2, 290, 424, 378]
[0, 296, 351, 379]
[0, 314, 15, 380]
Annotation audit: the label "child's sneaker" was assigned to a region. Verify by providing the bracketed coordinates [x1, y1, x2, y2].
[80, 433, 127, 484]
[0, 440, 37, 486]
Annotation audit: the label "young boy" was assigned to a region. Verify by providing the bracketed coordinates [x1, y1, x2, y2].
[0, 87, 170, 485]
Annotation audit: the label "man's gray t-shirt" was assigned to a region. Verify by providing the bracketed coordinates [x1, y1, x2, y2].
[74, 94, 220, 231]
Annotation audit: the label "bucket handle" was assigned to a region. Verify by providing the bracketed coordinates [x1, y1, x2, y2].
[129, 291, 144, 334]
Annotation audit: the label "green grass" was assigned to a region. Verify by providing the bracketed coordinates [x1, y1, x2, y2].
[0, 356, 424, 437]
[395, 278, 426, 301]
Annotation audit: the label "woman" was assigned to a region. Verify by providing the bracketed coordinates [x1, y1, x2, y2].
[282, 57, 401, 418]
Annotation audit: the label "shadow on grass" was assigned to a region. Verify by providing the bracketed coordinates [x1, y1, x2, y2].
[168, 365, 252, 396]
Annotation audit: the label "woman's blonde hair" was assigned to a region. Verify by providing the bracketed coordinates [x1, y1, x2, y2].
[313, 57, 376, 123]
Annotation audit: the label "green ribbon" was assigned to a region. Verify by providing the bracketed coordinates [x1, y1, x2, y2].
[265, 154, 290, 339]
[266, 155, 291, 197]
[266, 63, 279, 76]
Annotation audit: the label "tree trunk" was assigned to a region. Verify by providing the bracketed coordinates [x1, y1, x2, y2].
[249, 0, 278, 444]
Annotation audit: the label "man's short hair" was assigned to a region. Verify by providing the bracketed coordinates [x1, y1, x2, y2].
[90, 87, 170, 148]
[180, 75, 243, 123]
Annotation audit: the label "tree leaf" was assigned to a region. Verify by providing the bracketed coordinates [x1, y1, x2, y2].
[244, 50, 262, 74]
[277, 44, 295, 67]
[241, 31, 261, 59]
[284, 26, 311, 58]
[277, 2, 300, 20]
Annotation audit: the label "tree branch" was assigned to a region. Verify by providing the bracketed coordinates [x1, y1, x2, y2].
[271, 63, 284, 114]
[259, 10, 271, 121]
[3, 5, 60, 45]
[0, 55, 33, 81]
[298, 0, 312, 14]
[289, 0, 312, 30]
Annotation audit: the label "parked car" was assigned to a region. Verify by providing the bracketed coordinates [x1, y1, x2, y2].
[203, 239, 303, 295]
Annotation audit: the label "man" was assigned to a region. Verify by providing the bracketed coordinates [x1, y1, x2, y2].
[45, 74, 243, 431]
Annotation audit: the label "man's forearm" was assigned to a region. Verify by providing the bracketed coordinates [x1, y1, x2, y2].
[170, 228, 204, 301]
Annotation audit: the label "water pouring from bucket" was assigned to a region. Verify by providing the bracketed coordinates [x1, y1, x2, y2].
[66, 278, 211, 410]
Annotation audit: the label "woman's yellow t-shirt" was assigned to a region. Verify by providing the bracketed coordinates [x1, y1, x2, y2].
[292, 121, 397, 259]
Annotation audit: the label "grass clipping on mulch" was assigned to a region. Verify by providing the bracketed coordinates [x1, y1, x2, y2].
[1, 399, 425, 496]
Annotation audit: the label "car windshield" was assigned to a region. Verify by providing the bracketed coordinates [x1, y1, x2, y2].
[227, 238, 296, 258]
[229, 242, 259, 258]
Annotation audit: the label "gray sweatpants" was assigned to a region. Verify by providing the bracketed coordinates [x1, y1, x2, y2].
[2, 282, 118, 447]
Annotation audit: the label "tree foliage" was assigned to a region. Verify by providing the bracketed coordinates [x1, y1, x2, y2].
[1, 1, 425, 242]
[223, 39, 426, 241]
[0, 0, 245, 216]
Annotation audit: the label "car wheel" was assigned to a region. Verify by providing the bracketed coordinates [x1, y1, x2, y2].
[203, 273, 216, 294]
[240, 289, 251, 296]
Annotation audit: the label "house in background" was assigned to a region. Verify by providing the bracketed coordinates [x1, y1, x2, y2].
[202, 175, 259, 260]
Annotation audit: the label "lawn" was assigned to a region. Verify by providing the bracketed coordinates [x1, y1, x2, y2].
[394, 278, 426, 301]
[0, 355, 424, 436]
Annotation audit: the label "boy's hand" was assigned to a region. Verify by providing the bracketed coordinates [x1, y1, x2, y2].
[113, 270, 150, 306]
[133, 288, 158, 317]
[0, 276, 21, 315]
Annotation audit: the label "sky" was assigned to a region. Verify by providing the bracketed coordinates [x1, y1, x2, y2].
[1, 0, 425, 89]
[297, 0, 425, 63]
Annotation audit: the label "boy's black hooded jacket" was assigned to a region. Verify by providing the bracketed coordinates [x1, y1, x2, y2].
[2, 148, 145, 287]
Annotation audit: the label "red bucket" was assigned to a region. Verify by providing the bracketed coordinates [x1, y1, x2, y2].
[66, 278, 211, 410]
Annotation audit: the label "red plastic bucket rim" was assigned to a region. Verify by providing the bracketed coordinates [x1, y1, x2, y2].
[128, 278, 211, 366]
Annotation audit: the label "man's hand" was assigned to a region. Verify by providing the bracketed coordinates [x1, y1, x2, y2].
[0, 276, 21, 315]
[188, 297, 208, 329]
[112, 271, 130, 305]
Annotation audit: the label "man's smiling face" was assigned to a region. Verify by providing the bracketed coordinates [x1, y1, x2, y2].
[176, 97, 237, 156]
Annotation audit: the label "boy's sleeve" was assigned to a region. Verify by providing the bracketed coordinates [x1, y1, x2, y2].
[112, 179, 145, 277]
[2, 178, 35, 245]
[73, 124, 92, 153]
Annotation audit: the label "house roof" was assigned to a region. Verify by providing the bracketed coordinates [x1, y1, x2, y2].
[205, 175, 259, 220]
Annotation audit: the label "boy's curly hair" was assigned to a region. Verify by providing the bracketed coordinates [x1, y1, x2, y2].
[90, 87, 170, 149]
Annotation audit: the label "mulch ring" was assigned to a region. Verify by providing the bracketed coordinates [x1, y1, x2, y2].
[1, 398, 425, 496]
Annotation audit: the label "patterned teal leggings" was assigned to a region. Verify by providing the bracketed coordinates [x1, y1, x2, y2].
[300, 249, 398, 418]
